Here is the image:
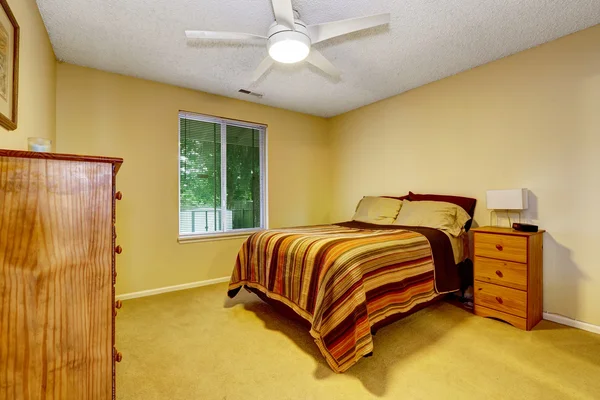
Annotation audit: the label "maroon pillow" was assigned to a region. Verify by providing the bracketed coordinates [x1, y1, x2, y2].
[382, 194, 410, 201]
[408, 191, 477, 231]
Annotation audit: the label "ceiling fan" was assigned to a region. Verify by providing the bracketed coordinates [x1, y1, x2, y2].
[185, 0, 390, 83]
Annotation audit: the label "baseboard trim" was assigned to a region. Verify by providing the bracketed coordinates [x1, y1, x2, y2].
[116, 277, 230, 301]
[543, 312, 600, 335]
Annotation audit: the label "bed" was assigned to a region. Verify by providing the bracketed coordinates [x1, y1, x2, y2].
[227, 193, 476, 373]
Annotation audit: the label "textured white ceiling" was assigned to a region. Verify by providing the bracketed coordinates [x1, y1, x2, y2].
[37, 0, 600, 117]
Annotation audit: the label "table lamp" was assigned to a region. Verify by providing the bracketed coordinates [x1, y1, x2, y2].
[486, 189, 528, 227]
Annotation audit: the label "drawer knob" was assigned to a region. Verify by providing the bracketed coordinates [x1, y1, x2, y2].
[115, 300, 123, 309]
[495, 296, 503, 304]
[495, 244, 503, 251]
[115, 191, 123, 200]
[115, 245, 123, 254]
[115, 351, 123, 363]
[495, 270, 503, 278]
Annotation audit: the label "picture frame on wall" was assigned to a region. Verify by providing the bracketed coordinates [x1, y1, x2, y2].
[0, 0, 19, 131]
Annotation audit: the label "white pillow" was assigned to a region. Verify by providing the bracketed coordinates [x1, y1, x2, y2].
[352, 196, 403, 225]
[394, 200, 471, 237]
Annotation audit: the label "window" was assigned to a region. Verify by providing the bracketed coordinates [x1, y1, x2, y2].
[179, 111, 266, 238]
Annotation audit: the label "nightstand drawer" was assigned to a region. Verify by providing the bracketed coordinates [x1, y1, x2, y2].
[474, 256, 527, 291]
[474, 305, 527, 330]
[474, 281, 527, 318]
[474, 233, 527, 263]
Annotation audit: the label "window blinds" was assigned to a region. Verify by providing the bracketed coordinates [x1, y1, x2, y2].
[179, 112, 266, 235]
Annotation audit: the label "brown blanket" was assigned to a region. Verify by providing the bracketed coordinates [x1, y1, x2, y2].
[228, 223, 461, 372]
[337, 221, 461, 292]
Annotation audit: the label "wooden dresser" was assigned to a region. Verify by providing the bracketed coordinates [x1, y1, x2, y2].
[472, 226, 544, 331]
[0, 150, 123, 399]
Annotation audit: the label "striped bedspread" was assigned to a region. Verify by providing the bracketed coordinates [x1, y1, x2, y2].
[228, 223, 457, 373]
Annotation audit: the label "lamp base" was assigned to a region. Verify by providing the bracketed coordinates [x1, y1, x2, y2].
[489, 210, 522, 228]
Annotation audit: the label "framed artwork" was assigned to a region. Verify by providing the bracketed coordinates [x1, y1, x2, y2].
[0, 0, 19, 131]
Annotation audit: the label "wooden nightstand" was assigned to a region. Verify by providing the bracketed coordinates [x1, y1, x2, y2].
[471, 226, 545, 330]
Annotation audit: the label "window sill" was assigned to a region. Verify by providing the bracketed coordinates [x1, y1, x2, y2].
[178, 229, 262, 244]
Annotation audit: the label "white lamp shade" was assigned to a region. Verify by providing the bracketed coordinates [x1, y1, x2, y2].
[486, 189, 528, 210]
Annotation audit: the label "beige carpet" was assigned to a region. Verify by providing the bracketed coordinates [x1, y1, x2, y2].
[116, 283, 600, 400]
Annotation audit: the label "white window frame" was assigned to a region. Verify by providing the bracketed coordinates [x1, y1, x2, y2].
[178, 111, 268, 243]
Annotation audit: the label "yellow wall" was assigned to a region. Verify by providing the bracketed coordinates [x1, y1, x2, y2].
[54, 24, 600, 326]
[56, 63, 331, 295]
[330, 25, 600, 326]
[0, 0, 55, 149]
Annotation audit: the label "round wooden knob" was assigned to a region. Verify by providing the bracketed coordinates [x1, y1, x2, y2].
[495, 296, 503, 304]
[115, 300, 123, 309]
[495, 244, 503, 251]
[495, 270, 503, 278]
[115, 191, 123, 200]
[115, 351, 123, 363]
[115, 245, 122, 254]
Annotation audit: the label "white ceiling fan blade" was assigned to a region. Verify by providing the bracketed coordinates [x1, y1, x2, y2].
[271, 0, 295, 30]
[305, 49, 341, 79]
[251, 56, 275, 83]
[307, 13, 390, 44]
[186, 30, 267, 41]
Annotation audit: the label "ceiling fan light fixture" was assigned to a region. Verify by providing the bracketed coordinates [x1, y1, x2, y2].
[185, 0, 391, 83]
[267, 31, 311, 64]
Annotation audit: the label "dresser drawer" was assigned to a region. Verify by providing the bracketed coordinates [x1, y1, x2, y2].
[474, 233, 527, 263]
[474, 256, 527, 291]
[474, 281, 527, 318]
